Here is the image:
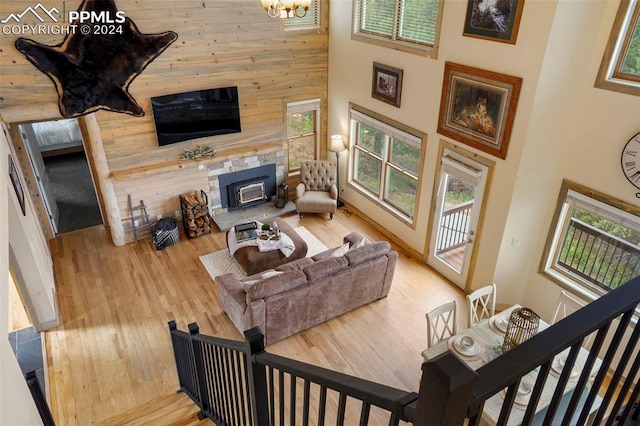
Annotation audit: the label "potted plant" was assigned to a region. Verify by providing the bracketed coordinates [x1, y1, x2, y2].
[259, 223, 271, 239]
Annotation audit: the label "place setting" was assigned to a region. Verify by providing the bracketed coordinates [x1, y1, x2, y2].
[550, 352, 581, 381]
[449, 334, 482, 358]
[501, 380, 534, 410]
[489, 313, 510, 334]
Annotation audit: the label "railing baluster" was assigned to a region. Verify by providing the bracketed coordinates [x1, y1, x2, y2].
[541, 344, 581, 425]
[318, 385, 327, 426]
[202, 344, 214, 420]
[189, 323, 210, 417]
[303, 379, 311, 426]
[290, 373, 296, 425]
[24, 370, 55, 426]
[359, 401, 371, 426]
[337, 392, 347, 425]
[279, 370, 285, 426]
[212, 345, 225, 421]
[599, 319, 640, 426]
[437, 201, 474, 254]
[268, 366, 275, 426]
[235, 350, 249, 426]
[608, 340, 640, 426]
[520, 362, 551, 425]
[496, 380, 519, 426]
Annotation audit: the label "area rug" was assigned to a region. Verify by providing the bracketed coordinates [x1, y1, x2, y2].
[199, 226, 328, 279]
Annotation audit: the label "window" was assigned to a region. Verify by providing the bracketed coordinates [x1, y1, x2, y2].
[286, 99, 320, 174]
[595, 0, 640, 96]
[349, 107, 425, 224]
[352, 0, 443, 57]
[284, 0, 320, 31]
[541, 180, 640, 299]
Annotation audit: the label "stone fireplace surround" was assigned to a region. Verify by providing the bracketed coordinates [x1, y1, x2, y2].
[206, 146, 285, 216]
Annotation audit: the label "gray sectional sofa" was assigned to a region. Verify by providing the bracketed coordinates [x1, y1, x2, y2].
[215, 232, 398, 345]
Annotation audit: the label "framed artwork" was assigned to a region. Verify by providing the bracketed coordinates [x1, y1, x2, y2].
[8, 155, 26, 215]
[463, 0, 525, 44]
[437, 62, 522, 160]
[371, 62, 403, 107]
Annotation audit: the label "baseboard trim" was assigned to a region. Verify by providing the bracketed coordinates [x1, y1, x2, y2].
[341, 201, 424, 261]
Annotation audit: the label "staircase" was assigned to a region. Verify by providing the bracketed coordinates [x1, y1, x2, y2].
[100, 392, 213, 426]
[167, 276, 640, 426]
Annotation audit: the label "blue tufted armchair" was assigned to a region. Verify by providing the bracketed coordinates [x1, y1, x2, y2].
[295, 160, 338, 219]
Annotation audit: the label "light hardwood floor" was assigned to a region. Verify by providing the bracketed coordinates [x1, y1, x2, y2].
[46, 207, 466, 425]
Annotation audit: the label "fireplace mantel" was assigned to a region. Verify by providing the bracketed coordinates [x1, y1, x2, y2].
[109, 141, 285, 180]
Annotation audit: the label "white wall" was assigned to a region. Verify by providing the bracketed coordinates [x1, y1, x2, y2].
[328, 0, 558, 294]
[3, 127, 58, 330]
[507, 0, 640, 318]
[329, 0, 640, 309]
[1, 133, 42, 425]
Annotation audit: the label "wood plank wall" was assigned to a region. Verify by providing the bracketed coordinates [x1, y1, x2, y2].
[0, 0, 329, 242]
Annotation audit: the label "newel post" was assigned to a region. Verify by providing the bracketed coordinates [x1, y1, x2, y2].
[244, 327, 270, 426]
[413, 353, 478, 426]
[188, 322, 211, 418]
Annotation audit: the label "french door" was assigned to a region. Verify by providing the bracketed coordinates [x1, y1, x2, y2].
[428, 149, 488, 290]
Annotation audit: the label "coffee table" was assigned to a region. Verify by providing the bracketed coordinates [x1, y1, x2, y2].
[227, 218, 308, 276]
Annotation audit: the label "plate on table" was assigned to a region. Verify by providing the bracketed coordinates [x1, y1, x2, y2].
[501, 381, 533, 408]
[450, 335, 481, 357]
[551, 354, 581, 380]
[489, 314, 510, 333]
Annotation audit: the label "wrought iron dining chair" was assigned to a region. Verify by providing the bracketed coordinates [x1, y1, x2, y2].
[426, 301, 457, 349]
[466, 283, 496, 327]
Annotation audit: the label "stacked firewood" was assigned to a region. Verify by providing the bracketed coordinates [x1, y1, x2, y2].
[180, 190, 212, 238]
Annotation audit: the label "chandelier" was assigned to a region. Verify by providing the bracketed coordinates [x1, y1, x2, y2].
[261, 0, 311, 19]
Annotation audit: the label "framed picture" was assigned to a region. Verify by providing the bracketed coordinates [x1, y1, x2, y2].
[437, 62, 522, 160]
[371, 62, 403, 107]
[463, 0, 525, 44]
[8, 155, 26, 215]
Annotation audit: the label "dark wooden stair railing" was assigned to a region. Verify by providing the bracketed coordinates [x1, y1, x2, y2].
[169, 275, 640, 425]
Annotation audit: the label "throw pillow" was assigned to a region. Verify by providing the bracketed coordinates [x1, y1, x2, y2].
[331, 242, 350, 258]
[352, 236, 370, 250]
[240, 270, 284, 292]
[240, 279, 259, 292]
[261, 270, 284, 279]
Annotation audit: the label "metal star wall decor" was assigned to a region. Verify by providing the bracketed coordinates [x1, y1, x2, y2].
[15, 0, 178, 118]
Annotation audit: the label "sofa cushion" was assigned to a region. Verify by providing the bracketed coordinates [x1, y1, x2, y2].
[276, 257, 314, 272]
[302, 257, 348, 281]
[344, 241, 391, 267]
[246, 270, 307, 302]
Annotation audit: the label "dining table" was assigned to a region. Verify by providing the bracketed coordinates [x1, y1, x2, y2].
[421, 305, 602, 426]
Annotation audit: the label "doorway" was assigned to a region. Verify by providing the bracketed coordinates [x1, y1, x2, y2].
[7, 269, 46, 396]
[17, 118, 103, 234]
[427, 148, 489, 290]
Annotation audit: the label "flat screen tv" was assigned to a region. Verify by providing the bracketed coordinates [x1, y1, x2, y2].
[151, 86, 241, 146]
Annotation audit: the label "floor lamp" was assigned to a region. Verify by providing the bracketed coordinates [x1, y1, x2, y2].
[329, 134, 346, 208]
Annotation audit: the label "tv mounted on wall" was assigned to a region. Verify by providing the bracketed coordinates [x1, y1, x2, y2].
[150, 86, 241, 146]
